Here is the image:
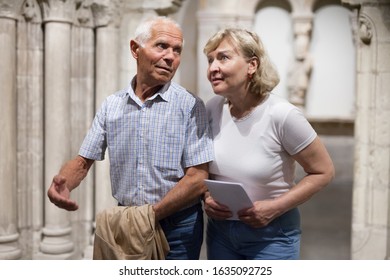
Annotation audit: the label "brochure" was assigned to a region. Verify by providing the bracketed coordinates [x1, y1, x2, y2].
[204, 179, 253, 220]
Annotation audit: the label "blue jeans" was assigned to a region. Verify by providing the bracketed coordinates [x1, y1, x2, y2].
[206, 208, 301, 260]
[159, 203, 204, 260]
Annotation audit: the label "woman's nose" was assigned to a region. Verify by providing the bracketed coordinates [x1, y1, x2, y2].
[208, 60, 220, 72]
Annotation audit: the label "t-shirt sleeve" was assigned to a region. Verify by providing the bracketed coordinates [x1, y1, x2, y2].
[279, 106, 317, 155]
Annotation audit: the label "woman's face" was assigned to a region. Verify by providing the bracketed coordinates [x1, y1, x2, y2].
[206, 38, 252, 98]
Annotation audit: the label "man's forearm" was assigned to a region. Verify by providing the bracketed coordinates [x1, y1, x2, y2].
[58, 155, 94, 191]
[153, 163, 209, 221]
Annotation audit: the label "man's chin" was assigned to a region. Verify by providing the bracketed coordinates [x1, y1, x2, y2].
[155, 73, 174, 83]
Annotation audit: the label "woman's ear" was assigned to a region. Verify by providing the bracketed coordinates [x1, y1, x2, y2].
[247, 56, 259, 76]
[130, 40, 140, 59]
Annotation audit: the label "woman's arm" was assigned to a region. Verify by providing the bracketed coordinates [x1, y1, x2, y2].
[238, 136, 335, 227]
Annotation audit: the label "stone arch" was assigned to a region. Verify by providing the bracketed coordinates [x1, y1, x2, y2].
[255, 0, 292, 12]
[312, 0, 348, 11]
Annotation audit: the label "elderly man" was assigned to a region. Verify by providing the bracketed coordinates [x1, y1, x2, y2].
[47, 16, 214, 260]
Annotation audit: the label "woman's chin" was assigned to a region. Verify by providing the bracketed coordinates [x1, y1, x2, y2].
[213, 90, 226, 97]
[211, 87, 224, 95]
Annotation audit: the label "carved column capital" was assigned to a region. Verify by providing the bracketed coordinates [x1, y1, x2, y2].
[0, 0, 25, 20]
[124, 0, 184, 15]
[74, 0, 93, 27]
[21, 0, 42, 23]
[37, 0, 76, 23]
[90, 0, 122, 28]
[359, 15, 373, 44]
[154, 0, 183, 15]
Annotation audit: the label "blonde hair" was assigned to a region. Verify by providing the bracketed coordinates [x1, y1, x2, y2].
[203, 28, 280, 95]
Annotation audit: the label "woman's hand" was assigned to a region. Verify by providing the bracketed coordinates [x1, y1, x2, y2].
[237, 200, 281, 228]
[204, 192, 233, 220]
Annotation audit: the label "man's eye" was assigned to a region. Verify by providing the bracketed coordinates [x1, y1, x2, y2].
[157, 43, 167, 49]
[173, 47, 182, 54]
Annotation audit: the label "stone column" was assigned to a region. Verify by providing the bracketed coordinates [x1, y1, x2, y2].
[91, 0, 121, 213]
[37, 0, 76, 259]
[70, 1, 95, 259]
[17, 0, 44, 259]
[0, 0, 24, 260]
[342, 0, 390, 259]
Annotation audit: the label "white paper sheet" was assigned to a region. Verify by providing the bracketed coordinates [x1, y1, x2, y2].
[204, 179, 253, 220]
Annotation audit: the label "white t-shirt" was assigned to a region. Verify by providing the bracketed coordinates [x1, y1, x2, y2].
[206, 93, 317, 202]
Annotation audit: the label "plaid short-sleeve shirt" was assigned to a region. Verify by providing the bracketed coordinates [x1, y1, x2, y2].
[79, 79, 214, 206]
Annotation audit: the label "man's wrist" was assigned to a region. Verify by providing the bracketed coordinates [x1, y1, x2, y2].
[152, 204, 162, 221]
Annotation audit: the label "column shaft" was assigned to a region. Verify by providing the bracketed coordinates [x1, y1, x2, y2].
[0, 16, 22, 261]
[40, 21, 74, 258]
[94, 26, 119, 213]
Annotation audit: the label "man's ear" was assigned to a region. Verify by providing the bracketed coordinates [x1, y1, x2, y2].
[130, 40, 140, 59]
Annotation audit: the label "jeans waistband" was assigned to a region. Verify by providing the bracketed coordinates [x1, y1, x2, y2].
[273, 207, 300, 227]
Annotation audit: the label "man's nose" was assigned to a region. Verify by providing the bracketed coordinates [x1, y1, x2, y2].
[163, 48, 177, 62]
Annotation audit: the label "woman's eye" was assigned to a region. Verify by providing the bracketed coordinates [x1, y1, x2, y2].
[216, 53, 228, 61]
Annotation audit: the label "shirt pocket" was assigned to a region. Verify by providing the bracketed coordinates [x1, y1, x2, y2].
[150, 113, 186, 172]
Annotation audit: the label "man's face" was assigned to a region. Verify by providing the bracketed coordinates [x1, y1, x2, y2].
[134, 22, 183, 86]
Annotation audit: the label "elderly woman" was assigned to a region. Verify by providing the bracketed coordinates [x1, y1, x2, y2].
[203, 28, 335, 260]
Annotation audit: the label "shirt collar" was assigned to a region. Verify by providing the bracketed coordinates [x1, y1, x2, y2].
[127, 76, 172, 104]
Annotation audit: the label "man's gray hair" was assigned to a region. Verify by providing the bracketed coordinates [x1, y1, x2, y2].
[134, 16, 183, 47]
